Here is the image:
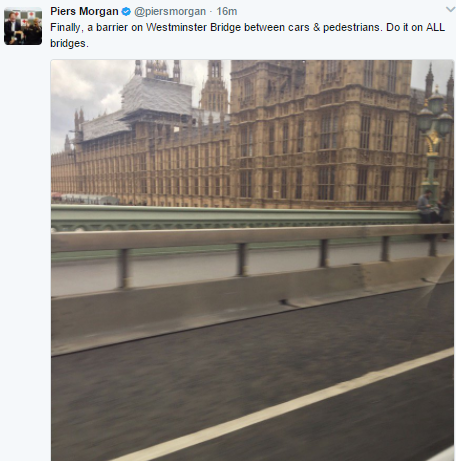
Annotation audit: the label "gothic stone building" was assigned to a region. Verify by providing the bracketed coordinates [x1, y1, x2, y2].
[51, 60, 454, 209]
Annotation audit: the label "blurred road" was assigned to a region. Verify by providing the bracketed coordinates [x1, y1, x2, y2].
[51, 240, 454, 296]
[52, 283, 454, 461]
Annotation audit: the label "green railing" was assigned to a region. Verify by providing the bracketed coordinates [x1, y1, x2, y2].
[51, 205, 421, 232]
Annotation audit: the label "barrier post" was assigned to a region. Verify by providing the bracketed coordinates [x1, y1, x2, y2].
[237, 243, 248, 276]
[381, 236, 390, 262]
[320, 239, 329, 268]
[119, 249, 130, 289]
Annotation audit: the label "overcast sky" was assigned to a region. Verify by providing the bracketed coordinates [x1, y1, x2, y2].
[51, 59, 454, 153]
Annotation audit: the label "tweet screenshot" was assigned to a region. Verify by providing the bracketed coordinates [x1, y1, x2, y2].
[3, 1, 455, 460]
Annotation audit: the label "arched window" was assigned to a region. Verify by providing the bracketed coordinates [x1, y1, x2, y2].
[245, 79, 253, 99]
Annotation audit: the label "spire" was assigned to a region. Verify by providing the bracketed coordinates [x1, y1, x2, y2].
[447, 69, 454, 115]
[74, 110, 79, 132]
[79, 108, 84, 124]
[173, 60, 181, 83]
[64, 134, 71, 153]
[425, 62, 434, 100]
[134, 60, 142, 76]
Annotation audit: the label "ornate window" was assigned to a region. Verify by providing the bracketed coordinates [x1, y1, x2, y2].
[320, 112, 338, 149]
[194, 177, 199, 195]
[194, 147, 199, 168]
[269, 125, 275, 155]
[325, 60, 338, 82]
[387, 61, 397, 93]
[364, 61, 374, 88]
[404, 169, 418, 201]
[245, 79, 253, 99]
[241, 126, 253, 157]
[413, 124, 420, 154]
[281, 170, 287, 198]
[295, 169, 303, 199]
[360, 113, 371, 149]
[297, 120, 304, 153]
[185, 149, 189, 168]
[211, 62, 220, 78]
[282, 124, 289, 154]
[267, 171, 273, 198]
[215, 177, 220, 196]
[357, 167, 368, 201]
[380, 168, 391, 201]
[383, 118, 394, 151]
[317, 166, 335, 200]
[240, 170, 252, 198]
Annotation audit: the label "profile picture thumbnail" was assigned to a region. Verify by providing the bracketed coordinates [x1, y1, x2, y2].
[4, 7, 42, 45]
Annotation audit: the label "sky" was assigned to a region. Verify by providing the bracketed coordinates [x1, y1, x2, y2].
[50, 59, 454, 153]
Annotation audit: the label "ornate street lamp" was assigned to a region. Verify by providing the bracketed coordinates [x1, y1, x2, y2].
[417, 86, 454, 202]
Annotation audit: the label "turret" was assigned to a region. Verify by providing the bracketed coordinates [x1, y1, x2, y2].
[208, 60, 222, 79]
[134, 59, 142, 76]
[173, 60, 181, 83]
[200, 60, 228, 113]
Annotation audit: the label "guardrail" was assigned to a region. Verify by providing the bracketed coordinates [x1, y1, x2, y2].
[52, 224, 453, 290]
[51, 205, 421, 232]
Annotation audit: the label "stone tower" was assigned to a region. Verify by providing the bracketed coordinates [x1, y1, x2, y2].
[200, 60, 228, 113]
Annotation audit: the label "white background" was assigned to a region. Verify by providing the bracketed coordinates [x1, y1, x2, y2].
[0, 1, 454, 459]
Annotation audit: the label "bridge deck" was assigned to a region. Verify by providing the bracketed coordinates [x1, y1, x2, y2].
[52, 283, 454, 461]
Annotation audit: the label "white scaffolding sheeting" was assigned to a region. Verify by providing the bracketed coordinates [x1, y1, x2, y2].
[82, 111, 131, 142]
[121, 75, 192, 116]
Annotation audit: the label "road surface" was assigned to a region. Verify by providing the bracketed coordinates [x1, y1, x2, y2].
[52, 283, 454, 461]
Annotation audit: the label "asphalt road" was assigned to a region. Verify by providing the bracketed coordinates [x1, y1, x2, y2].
[52, 283, 454, 461]
[51, 240, 453, 296]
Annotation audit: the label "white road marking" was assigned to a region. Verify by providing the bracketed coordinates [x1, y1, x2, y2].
[426, 446, 454, 461]
[108, 348, 454, 461]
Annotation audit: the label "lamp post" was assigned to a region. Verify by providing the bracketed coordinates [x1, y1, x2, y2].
[417, 86, 454, 203]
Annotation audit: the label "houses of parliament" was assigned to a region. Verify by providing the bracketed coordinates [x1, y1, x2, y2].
[51, 60, 454, 209]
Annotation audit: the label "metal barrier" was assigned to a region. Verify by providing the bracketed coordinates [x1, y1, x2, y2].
[51, 205, 421, 232]
[52, 224, 453, 290]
